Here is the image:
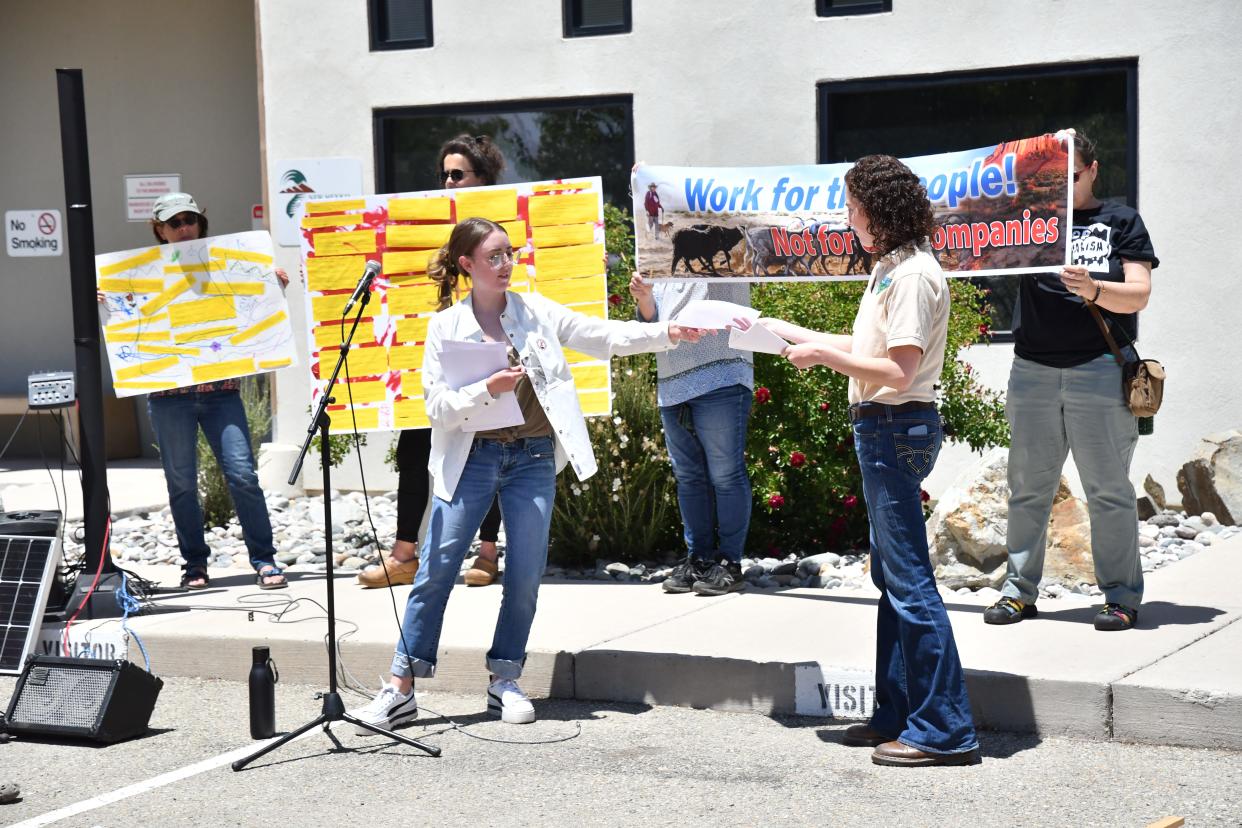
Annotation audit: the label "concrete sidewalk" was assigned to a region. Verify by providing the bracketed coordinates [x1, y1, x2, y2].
[75, 533, 1242, 753]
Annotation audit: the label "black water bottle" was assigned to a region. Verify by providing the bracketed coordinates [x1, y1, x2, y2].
[1138, 416, 1154, 436]
[248, 646, 278, 739]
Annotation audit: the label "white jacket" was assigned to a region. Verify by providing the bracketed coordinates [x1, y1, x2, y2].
[422, 290, 674, 501]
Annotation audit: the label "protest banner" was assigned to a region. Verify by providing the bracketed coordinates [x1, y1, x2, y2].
[299, 177, 610, 433]
[633, 133, 1071, 281]
[96, 231, 296, 397]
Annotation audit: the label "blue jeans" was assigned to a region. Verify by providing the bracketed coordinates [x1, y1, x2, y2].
[853, 406, 978, 755]
[147, 390, 276, 571]
[659, 384, 752, 563]
[1004, 355, 1142, 608]
[391, 436, 557, 681]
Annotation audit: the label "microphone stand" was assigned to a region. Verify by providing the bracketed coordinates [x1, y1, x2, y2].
[232, 276, 440, 770]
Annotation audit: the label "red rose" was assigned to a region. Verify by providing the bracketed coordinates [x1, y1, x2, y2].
[789, 451, 806, 468]
[842, 494, 858, 510]
[978, 323, 990, 337]
[819, 402, 829, 412]
[755, 387, 771, 404]
[767, 493, 785, 509]
[920, 489, 931, 503]
[608, 293, 622, 306]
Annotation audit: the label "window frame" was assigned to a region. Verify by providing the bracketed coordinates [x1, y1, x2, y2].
[817, 60, 1139, 340]
[816, 0, 892, 17]
[368, 0, 434, 52]
[562, 0, 632, 38]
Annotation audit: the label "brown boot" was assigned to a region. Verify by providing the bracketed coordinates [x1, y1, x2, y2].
[357, 551, 419, 589]
[463, 555, 499, 586]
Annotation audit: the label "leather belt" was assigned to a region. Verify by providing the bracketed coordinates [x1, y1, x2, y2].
[848, 400, 936, 422]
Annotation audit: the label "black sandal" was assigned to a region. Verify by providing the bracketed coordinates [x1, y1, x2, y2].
[180, 565, 210, 590]
[256, 565, 288, 590]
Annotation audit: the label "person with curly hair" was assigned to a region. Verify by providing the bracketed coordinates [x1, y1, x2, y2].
[744, 155, 978, 767]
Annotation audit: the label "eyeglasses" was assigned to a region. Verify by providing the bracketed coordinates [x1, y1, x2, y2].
[484, 248, 518, 268]
[163, 213, 199, 230]
[441, 169, 475, 183]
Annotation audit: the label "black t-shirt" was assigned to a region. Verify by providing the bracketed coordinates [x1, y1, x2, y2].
[1013, 200, 1159, 368]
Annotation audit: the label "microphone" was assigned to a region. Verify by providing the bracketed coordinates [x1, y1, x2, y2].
[342, 259, 381, 318]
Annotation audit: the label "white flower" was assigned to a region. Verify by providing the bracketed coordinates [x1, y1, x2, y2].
[613, 416, 622, 426]
[571, 485, 582, 497]
[626, 369, 634, 377]
[612, 477, 622, 491]
[612, 494, 620, 502]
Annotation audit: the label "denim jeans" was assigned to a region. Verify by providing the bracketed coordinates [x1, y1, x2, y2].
[147, 390, 276, 571]
[391, 436, 556, 681]
[1003, 354, 1142, 607]
[659, 384, 753, 563]
[854, 406, 978, 755]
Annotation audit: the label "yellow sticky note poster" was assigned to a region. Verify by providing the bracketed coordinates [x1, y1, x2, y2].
[139, 275, 196, 316]
[455, 188, 519, 222]
[314, 229, 377, 257]
[388, 345, 425, 371]
[536, 274, 606, 306]
[168, 296, 236, 329]
[97, 248, 161, 278]
[231, 310, 289, 345]
[386, 224, 453, 250]
[531, 223, 595, 248]
[535, 244, 605, 281]
[571, 363, 609, 390]
[395, 316, 431, 344]
[115, 355, 180, 381]
[386, 284, 440, 317]
[306, 199, 366, 214]
[388, 197, 452, 221]
[529, 191, 599, 227]
[382, 251, 433, 276]
[307, 255, 368, 291]
[192, 357, 256, 384]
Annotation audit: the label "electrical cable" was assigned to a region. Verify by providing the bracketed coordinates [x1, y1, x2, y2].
[116, 570, 151, 671]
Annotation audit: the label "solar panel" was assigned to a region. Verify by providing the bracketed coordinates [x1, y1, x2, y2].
[0, 511, 62, 675]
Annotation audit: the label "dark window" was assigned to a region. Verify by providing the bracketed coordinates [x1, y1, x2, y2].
[375, 96, 635, 208]
[563, 0, 631, 37]
[818, 60, 1137, 337]
[369, 0, 433, 51]
[816, 0, 891, 16]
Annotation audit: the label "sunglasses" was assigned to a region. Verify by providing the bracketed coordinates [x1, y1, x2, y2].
[163, 213, 200, 230]
[484, 248, 519, 268]
[441, 169, 475, 183]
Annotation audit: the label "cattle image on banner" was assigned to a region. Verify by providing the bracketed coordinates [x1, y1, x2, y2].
[634, 133, 1070, 282]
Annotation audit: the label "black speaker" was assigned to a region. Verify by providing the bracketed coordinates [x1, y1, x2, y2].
[4, 655, 163, 743]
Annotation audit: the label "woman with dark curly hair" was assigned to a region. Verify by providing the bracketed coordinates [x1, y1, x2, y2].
[746, 155, 978, 767]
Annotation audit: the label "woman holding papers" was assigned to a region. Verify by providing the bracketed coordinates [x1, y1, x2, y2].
[358, 134, 509, 590]
[748, 155, 979, 767]
[353, 218, 706, 726]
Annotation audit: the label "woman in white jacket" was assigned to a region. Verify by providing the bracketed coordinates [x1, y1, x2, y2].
[354, 218, 705, 727]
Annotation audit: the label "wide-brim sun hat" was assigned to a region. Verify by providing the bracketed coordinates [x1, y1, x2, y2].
[152, 192, 203, 222]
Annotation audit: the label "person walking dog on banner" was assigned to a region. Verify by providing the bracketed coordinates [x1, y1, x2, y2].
[984, 129, 1158, 632]
[351, 218, 708, 728]
[741, 155, 979, 767]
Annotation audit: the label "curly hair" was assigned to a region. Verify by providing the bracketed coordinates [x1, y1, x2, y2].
[427, 217, 508, 310]
[436, 134, 505, 186]
[844, 155, 933, 256]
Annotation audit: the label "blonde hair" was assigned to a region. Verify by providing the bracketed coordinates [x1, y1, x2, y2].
[427, 217, 508, 311]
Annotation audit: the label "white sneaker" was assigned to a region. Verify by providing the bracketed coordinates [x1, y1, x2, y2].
[486, 678, 536, 724]
[351, 682, 417, 735]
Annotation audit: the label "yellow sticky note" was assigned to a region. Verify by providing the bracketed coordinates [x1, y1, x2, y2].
[386, 224, 453, 250]
[139, 275, 195, 316]
[499, 220, 528, 248]
[571, 363, 609, 390]
[98, 277, 164, 294]
[307, 255, 368, 291]
[301, 213, 364, 229]
[165, 260, 225, 275]
[314, 230, 377, 257]
[536, 243, 605, 281]
[259, 358, 293, 370]
[531, 180, 593, 193]
[138, 344, 199, 356]
[104, 312, 167, 334]
[573, 302, 607, 319]
[306, 199, 366, 214]
[343, 346, 390, 377]
[173, 325, 238, 344]
[105, 330, 170, 344]
[455, 189, 518, 222]
[395, 316, 431, 343]
[311, 293, 356, 323]
[382, 250, 433, 275]
[98, 248, 161, 278]
[168, 296, 236, 329]
[387, 284, 441, 317]
[231, 310, 289, 345]
[192, 357, 255, 384]
[201, 281, 265, 296]
[313, 325, 344, 348]
[529, 191, 599, 227]
[563, 348, 595, 364]
[328, 406, 379, 431]
[388, 345, 425, 371]
[531, 223, 595, 248]
[389, 197, 452, 221]
[394, 397, 428, 429]
[578, 389, 612, 416]
[113, 380, 178, 391]
[115, 355, 180, 381]
[536, 274, 606, 306]
[209, 247, 273, 265]
[337, 380, 387, 404]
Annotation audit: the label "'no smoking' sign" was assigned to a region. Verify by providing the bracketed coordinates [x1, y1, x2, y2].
[6, 210, 64, 257]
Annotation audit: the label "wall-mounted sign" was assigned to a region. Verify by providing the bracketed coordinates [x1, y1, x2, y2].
[269, 158, 363, 247]
[125, 174, 181, 222]
[6, 209, 63, 257]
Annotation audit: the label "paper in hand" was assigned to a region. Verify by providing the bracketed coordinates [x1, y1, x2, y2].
[440, 340, 524, 432]
[672, 299, 759, 329]
[728, 323, 789, 355]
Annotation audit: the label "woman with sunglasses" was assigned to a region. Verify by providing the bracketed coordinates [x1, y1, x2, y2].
[99, 192, 289, 590]
[985, 130, 1158, 632]
[352, 218, 707, 727]
[358, 135, 509, 591]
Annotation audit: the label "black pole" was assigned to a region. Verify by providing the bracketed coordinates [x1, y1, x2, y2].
[56, 69, 116, 584]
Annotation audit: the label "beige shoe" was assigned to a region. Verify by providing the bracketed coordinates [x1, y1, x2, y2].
[463, 555, 499, 586]
[357, 552, 419, 588]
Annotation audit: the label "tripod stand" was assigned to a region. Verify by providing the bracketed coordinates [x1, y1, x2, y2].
[232, 280, 440, 771]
